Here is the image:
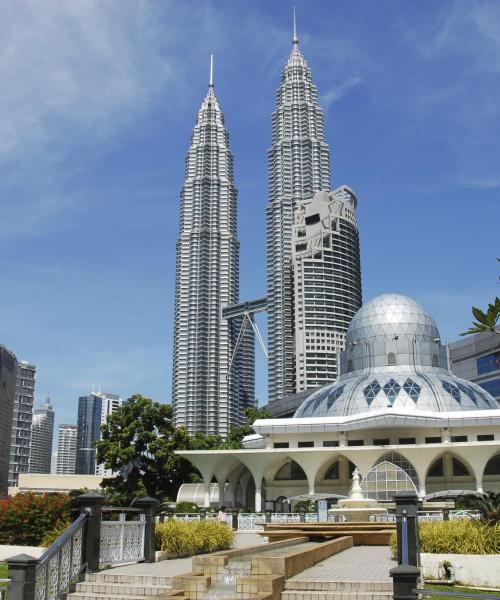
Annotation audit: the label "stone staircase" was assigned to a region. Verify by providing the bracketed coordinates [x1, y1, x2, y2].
[281, 579, 393, 600]
[67, 572, 173, 600]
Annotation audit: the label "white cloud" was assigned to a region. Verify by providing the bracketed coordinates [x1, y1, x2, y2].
[0, 1, 180, 162]
[321, 76, 363, 110]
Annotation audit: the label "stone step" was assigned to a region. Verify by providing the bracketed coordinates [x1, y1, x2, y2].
[282, 591, 393, 600]
[68, 594, 157, 600]
[85, 573, 173, 586]
[284, 581, 393, 592]
[74, 581, 171, 596]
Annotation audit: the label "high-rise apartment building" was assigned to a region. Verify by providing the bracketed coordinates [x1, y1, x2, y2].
[56, 424, 77, 474]
[29, 396, 54, 474]
[292, 188, 362, 391]
[172, 61, 254, 437]
[8, 361, 36, 487]
[76, 392, 122, 475]
[0, 345, 17, 495]
[267, 24, 331, 403]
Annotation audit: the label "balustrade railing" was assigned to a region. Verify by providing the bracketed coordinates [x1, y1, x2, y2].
[34, 513, 87, 600]
[99, 509, 146, 566]
[6, 494, 158, 600]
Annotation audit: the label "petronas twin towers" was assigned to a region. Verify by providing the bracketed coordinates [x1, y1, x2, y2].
[173, 18, 362, 436]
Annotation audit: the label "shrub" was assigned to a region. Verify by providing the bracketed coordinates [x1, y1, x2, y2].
[175, 501, 199, 513]
[40, 519, 72, 548]
[390, 520, 500, 557]
[155, 520, 234, 557]
[0, 493, 72, 546]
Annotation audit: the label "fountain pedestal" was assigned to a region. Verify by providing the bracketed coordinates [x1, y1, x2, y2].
[328, 468, 388, 522]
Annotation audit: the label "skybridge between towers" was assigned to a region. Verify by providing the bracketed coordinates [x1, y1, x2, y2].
[223, 297, 268, 371]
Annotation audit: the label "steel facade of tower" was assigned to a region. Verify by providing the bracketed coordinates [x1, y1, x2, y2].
[292, 187, 362, 391]
[172, 72, 254, 437]
[9, 361, 36, 487]
[56, 424, 77, 474]
[266, 34, 331, 402]
[29, 397, 54, 474]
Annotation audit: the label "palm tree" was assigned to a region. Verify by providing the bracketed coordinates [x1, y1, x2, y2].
[465, 492, 500, 524]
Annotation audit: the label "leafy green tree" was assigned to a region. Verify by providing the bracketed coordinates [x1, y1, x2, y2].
[96, 395, 193, 503]
[224, 406, 274, 449]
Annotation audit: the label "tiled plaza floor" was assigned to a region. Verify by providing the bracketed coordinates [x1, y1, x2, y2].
[289, 546, 396, 583]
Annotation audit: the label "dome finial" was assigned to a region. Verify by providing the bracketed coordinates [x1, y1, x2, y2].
[292, 6, 298, 45]
[209, 54, 214, 88]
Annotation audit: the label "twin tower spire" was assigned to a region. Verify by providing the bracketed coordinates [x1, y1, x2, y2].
[206, 8, 298, 88]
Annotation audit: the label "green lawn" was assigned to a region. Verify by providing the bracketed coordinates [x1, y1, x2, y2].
[0, 563, 7, 578]
[426, 584, 500, 600]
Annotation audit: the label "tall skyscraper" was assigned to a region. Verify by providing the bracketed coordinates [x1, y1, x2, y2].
[56, 424, 77, 474]
[76, 392, 122, 475]
[267, 19, 331, 403]
[0, 345, 17, 495]
[29, 396, 54, 474]
[9, 361, 36, 487]
[172, 59, 254, 437]
[292, 187, 362, 391]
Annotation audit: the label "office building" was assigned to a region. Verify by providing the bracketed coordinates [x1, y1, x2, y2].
[172, 59, 254, 437]
[76, 392, 122, 475]
[8, 361, 36, 487]
[0, 345, 17, 496]
[449, 332, 500, 404]
[266, 21, 331, 403]
[292, 187, 362, 391]
[56, 424, 77, 475]
[29, 396, 55, 474]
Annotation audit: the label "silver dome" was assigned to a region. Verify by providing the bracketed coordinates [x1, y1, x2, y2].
[294, 293, 498, 418]
[346, 294, 439, 345]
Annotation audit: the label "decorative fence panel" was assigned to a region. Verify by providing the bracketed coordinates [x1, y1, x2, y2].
[34, 513, 86, 600]
[237, 513, 266, 531]
[99, 513, 146, 566]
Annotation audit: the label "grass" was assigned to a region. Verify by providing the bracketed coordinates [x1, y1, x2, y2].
[425, 584, 500, 600]
[0, 562, 6, 578]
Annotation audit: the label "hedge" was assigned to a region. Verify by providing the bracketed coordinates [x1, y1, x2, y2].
[0, 493, 72, 546]
[155, 520, 234, 558]
[391, 520, 500, 556]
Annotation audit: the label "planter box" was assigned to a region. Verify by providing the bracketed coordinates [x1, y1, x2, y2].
[421, 553, 500, 587]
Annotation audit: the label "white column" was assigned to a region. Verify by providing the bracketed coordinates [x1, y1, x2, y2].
[255, 480, 262, 512]
[476, 477, 484, 494]
[218, 482, 225, 507]
[204, 481, 211, 508]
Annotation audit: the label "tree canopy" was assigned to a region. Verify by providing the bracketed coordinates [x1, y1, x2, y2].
[96, 396, 273, 502]
[96, 394, 194, 502]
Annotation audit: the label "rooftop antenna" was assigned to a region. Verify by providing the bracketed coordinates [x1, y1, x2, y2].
[292, 6, 298, 45]
[209, 54, 214, 88]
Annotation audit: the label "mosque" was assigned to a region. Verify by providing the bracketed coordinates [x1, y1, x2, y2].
[177, 294, 500, 511]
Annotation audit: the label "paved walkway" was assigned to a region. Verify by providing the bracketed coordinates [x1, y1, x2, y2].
[103, 533, 265, 577]
[288, 546, 396, 583]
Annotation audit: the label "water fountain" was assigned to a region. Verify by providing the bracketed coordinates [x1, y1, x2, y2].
[328, 468, 388, 522]
[203, 560, 251, 600]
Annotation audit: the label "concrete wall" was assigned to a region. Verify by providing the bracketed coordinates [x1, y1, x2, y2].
[9, 473, 103, 495]
[421, 553, 500, 587]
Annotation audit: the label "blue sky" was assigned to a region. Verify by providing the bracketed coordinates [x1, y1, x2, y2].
[0, 0, 499, 436]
